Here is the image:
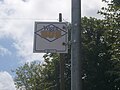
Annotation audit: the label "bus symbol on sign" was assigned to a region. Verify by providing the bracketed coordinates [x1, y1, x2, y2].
[35, 24, 67, 42]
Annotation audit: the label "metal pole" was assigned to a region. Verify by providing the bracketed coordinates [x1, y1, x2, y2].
[59, 13, 62, 22]
[59, 13, 65, 90]
[60, 54, 65, 90]
[71, 0, 82, 90]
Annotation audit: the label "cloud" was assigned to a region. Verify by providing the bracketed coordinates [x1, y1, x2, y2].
[0, 71, 16, 90]
[0, 0, 104, 63]
[0, 45, 11, 56]
[0, 0, 71, 63]
[81, 0, 105, 18]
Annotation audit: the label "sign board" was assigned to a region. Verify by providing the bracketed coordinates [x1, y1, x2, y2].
[33, 22, 68, 53]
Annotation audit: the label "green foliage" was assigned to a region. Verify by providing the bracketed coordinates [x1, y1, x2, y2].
[42, 53, 60, 90]
[83, 0, 120, 89]
[81, 17, 114, 90]
[14, 61, 44, 90]
[99, 0, 120, 74]
[14, 54, 60, 90]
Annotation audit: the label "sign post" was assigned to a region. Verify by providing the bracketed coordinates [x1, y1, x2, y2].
[59, 13, 65, 90]
[33, 14, 68, 90]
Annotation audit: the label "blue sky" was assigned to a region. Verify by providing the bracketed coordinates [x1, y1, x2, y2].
[0, 0, 105, 89]
[0, 37, 20, 75]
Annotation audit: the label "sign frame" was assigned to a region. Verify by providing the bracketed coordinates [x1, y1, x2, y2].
[33, 22, 68, 53]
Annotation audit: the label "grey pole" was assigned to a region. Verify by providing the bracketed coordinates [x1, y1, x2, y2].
[71, 0, 82, 90]
[59, 13, 62, 22]
[59, 13, 65, 90]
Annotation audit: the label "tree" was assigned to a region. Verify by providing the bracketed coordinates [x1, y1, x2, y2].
[14, 61, 44, 90]
[14, 54, 60, 90]
[97, 0, 120, 89]
[99, 0, 120, 61]
[81, 17, 112, 90]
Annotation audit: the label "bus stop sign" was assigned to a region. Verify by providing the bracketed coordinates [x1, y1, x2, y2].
[33, 22, 68, 53]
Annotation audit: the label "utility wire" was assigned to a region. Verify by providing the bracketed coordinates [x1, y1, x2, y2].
[0, 17, 59, 21]
[0, 18, 42, 20]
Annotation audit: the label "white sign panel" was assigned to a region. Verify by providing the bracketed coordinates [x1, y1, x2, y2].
[33, 22, 68, 53]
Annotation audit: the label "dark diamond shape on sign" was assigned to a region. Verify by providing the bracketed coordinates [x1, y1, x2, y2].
[35, 24, 67, 42]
